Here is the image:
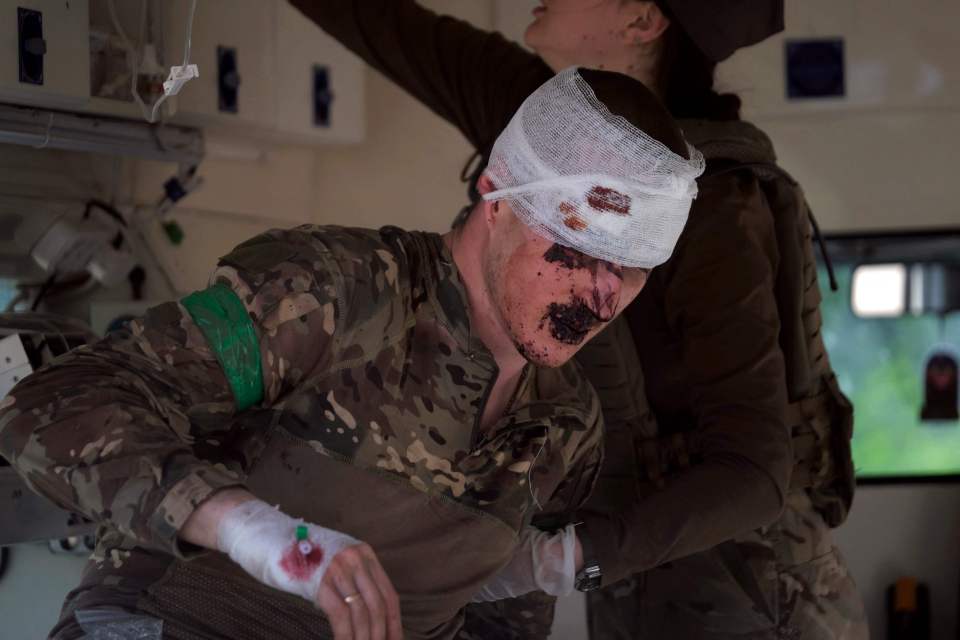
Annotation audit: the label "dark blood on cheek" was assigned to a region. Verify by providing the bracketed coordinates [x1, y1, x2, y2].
[544, 301, 598, 345]
[279, 541, 324, 581]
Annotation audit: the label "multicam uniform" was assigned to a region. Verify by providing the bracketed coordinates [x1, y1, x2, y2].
[287, 1, 868, 638]
[0, 225, 603, 640]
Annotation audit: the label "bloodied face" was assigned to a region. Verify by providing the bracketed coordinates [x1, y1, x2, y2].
[483, 205, 648, 367]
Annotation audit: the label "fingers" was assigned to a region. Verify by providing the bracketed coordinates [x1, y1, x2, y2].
[353, 563, 387, 640]
[316, 544, 403, 640]
[316, 578, 354, 640]
[334, 565, 371, 640]
[359, 546, 403, 640]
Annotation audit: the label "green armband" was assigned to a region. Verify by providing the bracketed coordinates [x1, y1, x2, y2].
[181, 283, 264, 411]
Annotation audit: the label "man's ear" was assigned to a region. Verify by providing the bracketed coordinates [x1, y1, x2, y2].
[623, 1, 670, 46]
[476, 172, 502, 226]
[476, 172, 497, 198]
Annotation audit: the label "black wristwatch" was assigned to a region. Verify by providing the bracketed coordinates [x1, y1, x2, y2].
[574, 522, 602, 592]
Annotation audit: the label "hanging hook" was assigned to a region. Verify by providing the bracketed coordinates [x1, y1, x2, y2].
[32, 112, 54, 149]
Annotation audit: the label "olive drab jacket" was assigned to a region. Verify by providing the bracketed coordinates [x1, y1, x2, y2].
[0, 225, 603, 640]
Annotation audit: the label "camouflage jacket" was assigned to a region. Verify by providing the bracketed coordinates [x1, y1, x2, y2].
[0, 225, 602, 639]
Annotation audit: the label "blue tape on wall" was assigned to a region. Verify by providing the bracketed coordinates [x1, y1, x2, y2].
[786, 38, 845, 99]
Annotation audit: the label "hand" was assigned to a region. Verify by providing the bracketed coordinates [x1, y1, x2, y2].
[472, 523, 579, 602]
[215, 499, 403, 640]
[314, 542, 403, 640]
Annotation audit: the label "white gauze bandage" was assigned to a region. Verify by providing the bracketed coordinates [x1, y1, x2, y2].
[483, 67, 705, 269]
[472, 524, 577, 602]
[217, 499, 361, 602]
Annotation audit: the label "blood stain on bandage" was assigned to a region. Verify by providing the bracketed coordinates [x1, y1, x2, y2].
[559, 202, 588, 231]
[280, 541, 325, 581]
[587, 186, 631, 216]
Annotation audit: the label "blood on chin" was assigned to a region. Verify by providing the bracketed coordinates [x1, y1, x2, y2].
[514, 318, 602, 368]
[516, 339, 577, 368]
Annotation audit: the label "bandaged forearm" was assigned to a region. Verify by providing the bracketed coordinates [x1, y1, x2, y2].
[472, 524, 577, 602]
[217, 499, 360, 601]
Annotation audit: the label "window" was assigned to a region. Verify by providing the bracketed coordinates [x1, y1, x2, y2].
[817, 231, 960, 481]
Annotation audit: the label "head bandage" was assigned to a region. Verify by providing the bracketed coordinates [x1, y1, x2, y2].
[482, 67, 705, 269]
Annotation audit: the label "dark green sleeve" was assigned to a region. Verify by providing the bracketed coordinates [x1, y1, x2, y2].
[288, 0, 552, 153]
[580, 174, 791, 585]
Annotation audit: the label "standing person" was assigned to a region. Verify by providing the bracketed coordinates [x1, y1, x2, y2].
[288, 1, 869, 638]
[0, 69, 705, 640]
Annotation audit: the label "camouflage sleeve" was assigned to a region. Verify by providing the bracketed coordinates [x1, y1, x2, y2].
[212, 225, 405, 403]
[556, 383, 604, 515]
[533, 365, 605, 528]
[0, 225, 399, 557]
[0, 305, 244, 557]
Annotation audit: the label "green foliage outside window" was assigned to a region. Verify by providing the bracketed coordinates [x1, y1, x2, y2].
[818, 265, 960, 478]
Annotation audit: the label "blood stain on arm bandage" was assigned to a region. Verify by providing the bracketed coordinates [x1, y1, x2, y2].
[279, 541, 325, 581]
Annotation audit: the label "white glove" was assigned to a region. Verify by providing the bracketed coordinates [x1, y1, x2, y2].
[217, 499, 362, 602]
[473, 524, 577, 602]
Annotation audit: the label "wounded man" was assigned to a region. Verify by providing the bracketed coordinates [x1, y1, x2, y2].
[0, 68, 703, 640]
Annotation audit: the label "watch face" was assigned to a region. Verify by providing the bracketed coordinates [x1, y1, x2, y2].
[575, 576, 601, 592]
[575, 564, 602, 592]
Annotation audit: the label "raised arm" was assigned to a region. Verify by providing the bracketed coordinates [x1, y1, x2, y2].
[289, 0, 551, 152]
[581, 173, 793, 585]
